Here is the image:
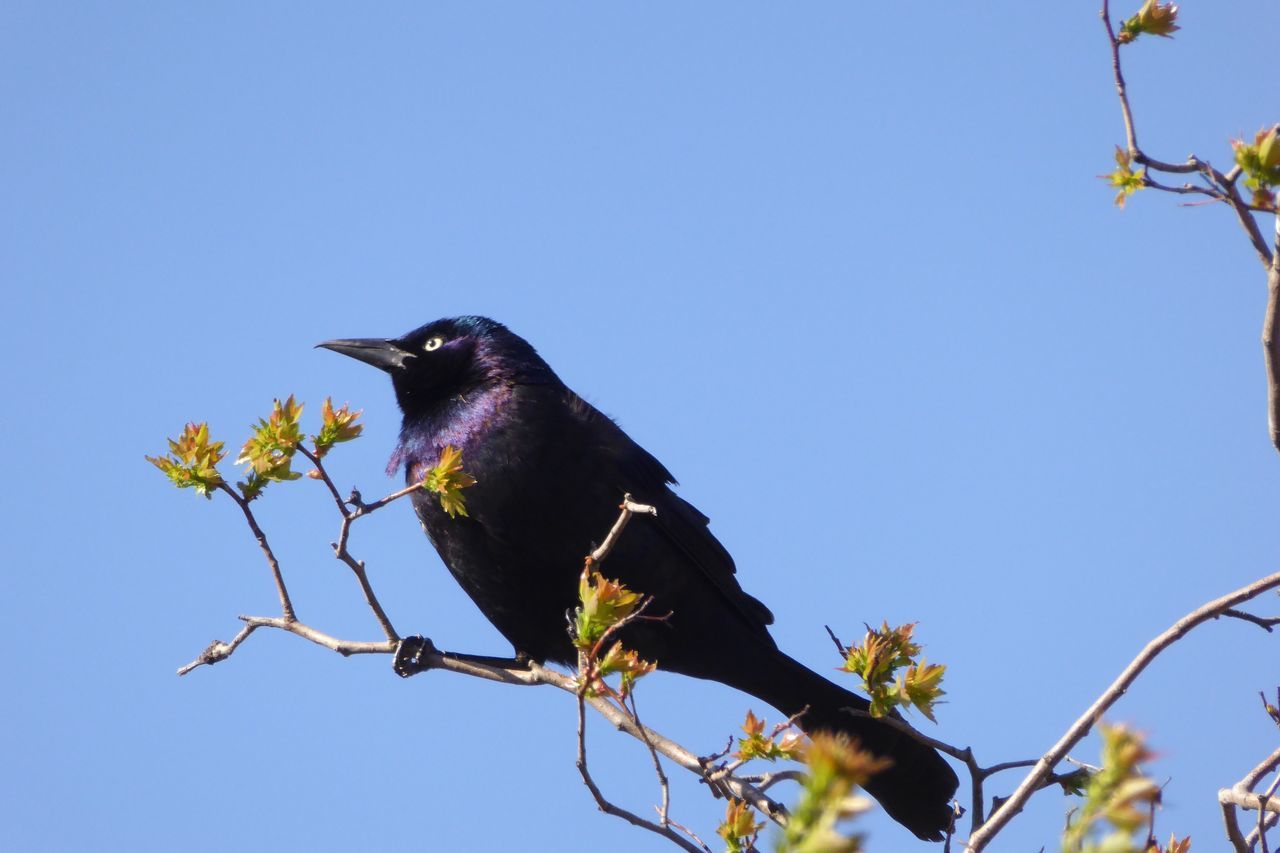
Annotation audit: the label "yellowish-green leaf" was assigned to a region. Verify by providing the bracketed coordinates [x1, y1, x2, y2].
[717, 799, 764, 853]
[1118, 1, 1180, 44]
[596, 640, 656, 698]
[1063, 723, 1162, 853]
[312, 397, 363, 458]
[146, 422, 226, 498]
[778, 733, 889, 853]
[1101, 146, 1146, 208]
[735, 709, 808, 762]
[422, 444, 477, 518]
[574, 569, 644, 650]
[235, 396, 306, 500]
[838, 622, 944, 722]
[1234, 127, 1280, 193]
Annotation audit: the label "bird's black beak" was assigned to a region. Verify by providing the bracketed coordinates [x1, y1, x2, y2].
[315, 338, 415, 372]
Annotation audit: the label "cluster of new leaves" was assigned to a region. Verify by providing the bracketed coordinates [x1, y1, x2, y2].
[1062, 724, 1187, 853]
[1232, 126, 1280, 210]
[734, 709, 806, 763]
[422, 445, 478, 518]
[312, 397, 363, 458]
[572, 570, 655, 699]
[778, 733, 891, 853]
[237, 395, 307, 501]
[717, 799, 765, 853]
[838, 622, 946, 722]
[148, 396, 365, 503]
[1104, 146, 1147, 208]
[1117, 0, 1179, 44]
[145, 422, 227, 498]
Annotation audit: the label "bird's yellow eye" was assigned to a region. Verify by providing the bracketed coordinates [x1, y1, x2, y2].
[423, 337, 444, 352]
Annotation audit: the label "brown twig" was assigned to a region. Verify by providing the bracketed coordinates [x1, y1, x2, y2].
[216, 483, 296, 622]
[296, 444, 347, 513]
[1264, 218, 1280, 456]
[574, 684, 707, 853]
[968, 568, 1280, 850]
[587, 494, 658, 565]
[1221, 609, 1280, 633]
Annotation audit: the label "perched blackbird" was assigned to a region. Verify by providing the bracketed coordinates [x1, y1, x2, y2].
[320, 316, 958, 840]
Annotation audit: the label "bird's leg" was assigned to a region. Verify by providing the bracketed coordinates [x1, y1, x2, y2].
[393, 634, 533, 678]
[392, 635, 439, 677]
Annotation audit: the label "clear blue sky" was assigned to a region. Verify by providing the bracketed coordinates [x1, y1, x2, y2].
[3, 2, 1278, 850]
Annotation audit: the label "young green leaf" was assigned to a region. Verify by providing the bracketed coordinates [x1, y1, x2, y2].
[573, 569, 644, 650]
[595, 640, 656, 698]
[1101, 145, 1147, 208]
[717, 799, 764, 853]
[1062, 723, 1162, 853]
[421, 444, 477, 518]
[145, 422, 226, 498]
[735, 709, 806, 762]
[778, 733, 891, 853]
[312, 397, 363, 458]
[838, 622, 945, 721]
[235, 395, 306, 500]
[1117, 1, 1180, 44]
[1233, 127, 1280, 195]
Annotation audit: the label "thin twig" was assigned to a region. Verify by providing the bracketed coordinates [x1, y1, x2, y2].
[296, 445, 348, 513]
[628, 691, 675, 827]
[968, 568, 1280, 850]
[588, 495, 658, 565]
[1221, 609, 1280, 633]
[574, 685, 705, 853]
[1264, 219, 1280, 456]
[216, 483, 296, 621]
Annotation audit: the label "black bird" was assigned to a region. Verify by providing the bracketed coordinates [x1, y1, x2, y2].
[319, 316, 958, 840]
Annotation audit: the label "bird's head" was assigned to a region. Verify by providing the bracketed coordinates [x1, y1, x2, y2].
[317, 316, 558, 416]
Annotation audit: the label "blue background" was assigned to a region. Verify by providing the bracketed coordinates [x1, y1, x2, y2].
[3, 2, 1278, 850]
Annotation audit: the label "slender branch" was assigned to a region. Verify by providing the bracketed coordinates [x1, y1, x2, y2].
[1265, 218, 1280, 456]
[176, 623, 260, 676]
[296, 445, 347, 513]
[216, 483, 296, 621]
[741, 769, 806, 793]
[327, 481, 405, 642]
[588, 495, 658, 565]
[1221, 609, 1280, 633]
[968, 568, 1280, 850]
[574, 681, 706, 853]
[1249, 810, 1280, 850]
[628, 691, 675, 828]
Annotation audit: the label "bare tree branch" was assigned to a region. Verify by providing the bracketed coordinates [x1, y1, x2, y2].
[967, 568, 1280, 850]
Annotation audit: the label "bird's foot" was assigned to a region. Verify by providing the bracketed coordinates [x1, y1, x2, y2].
[393, 635, 439, 678]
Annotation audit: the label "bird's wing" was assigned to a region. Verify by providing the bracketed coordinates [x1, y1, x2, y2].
[564, 390, 775, 636]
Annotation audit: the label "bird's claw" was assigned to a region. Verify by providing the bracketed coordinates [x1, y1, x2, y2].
[393, 635, 439, 678]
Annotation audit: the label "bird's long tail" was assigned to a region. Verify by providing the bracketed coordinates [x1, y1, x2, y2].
[731, 650, 958, 842]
